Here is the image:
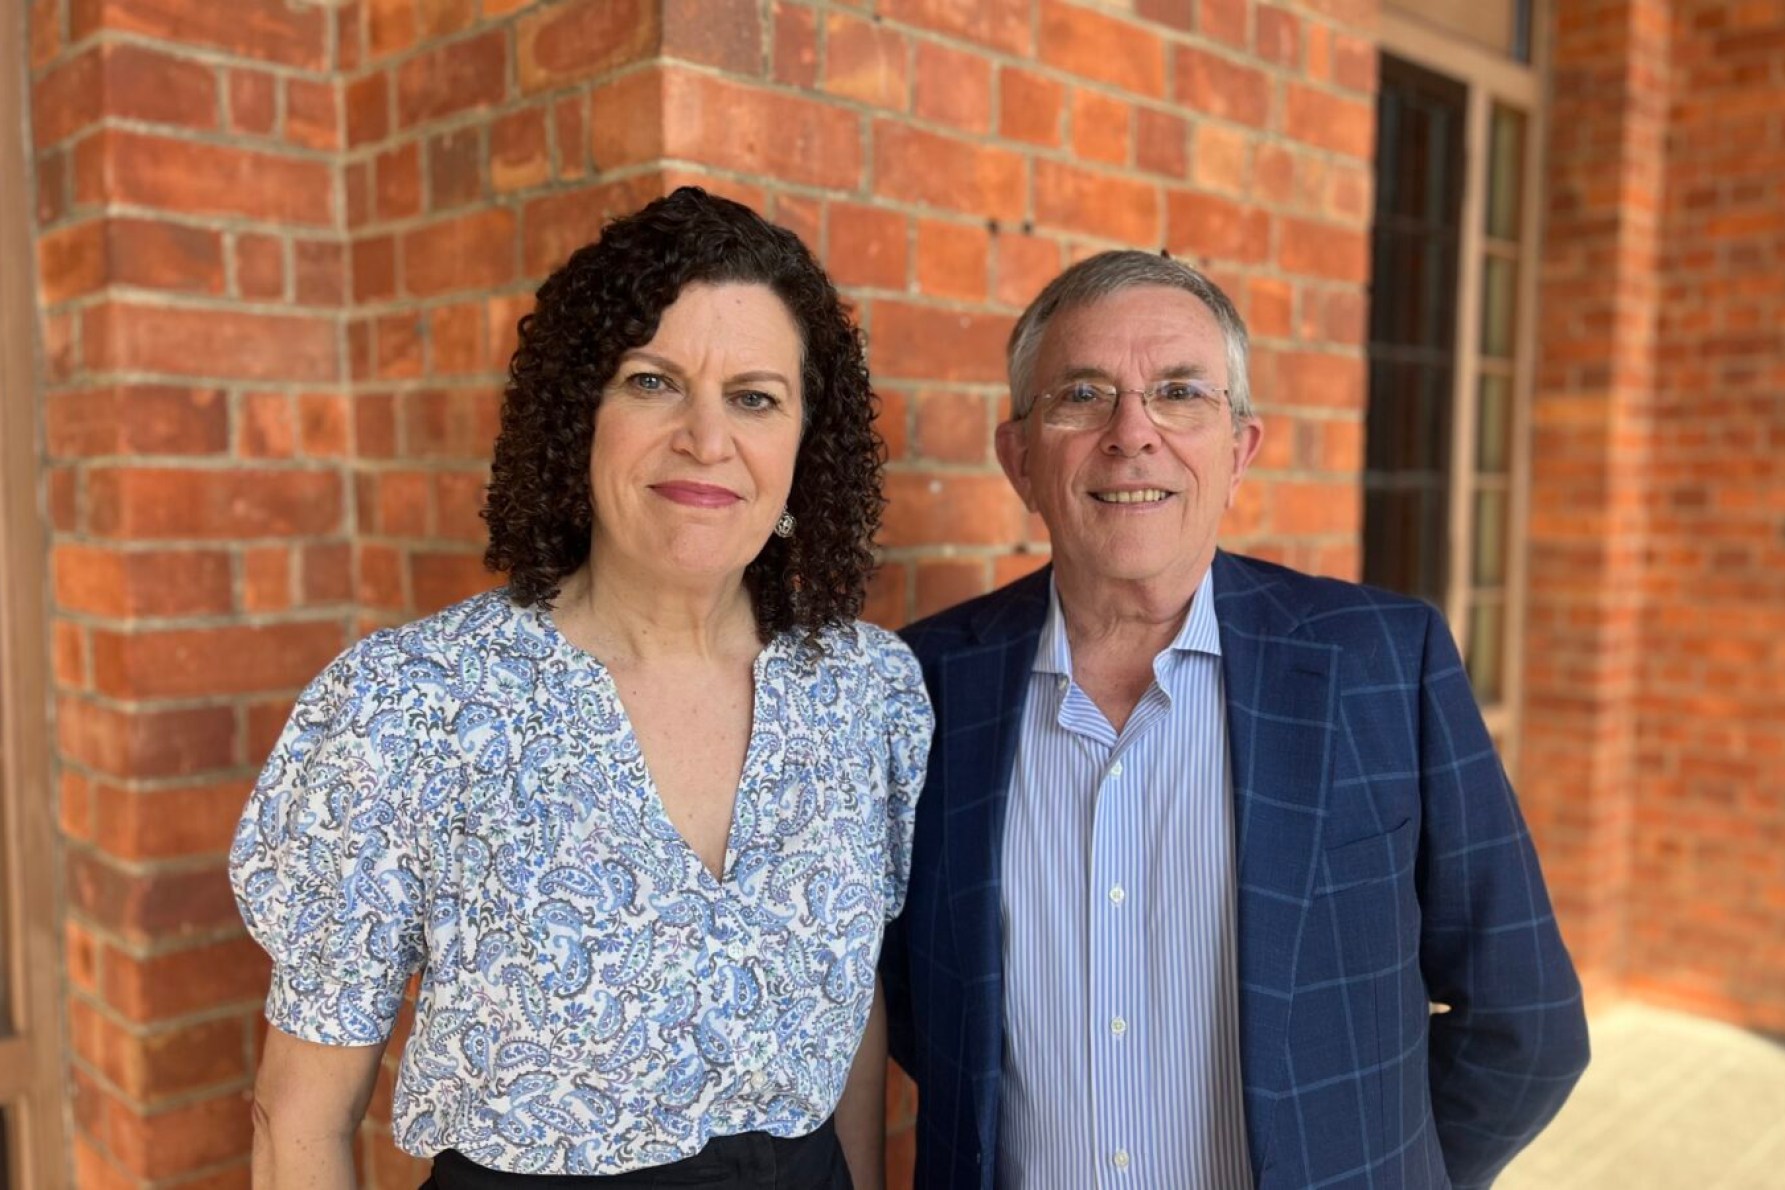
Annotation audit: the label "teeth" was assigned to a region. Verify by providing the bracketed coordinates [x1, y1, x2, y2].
[1093, 489, 1170, 504]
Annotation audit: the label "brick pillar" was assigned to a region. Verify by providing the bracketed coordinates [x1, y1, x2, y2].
[1622, 0, 1785, 1033]
[31, 0, 353, 1184]
[1520, 0, 1670, 995]
[28, 0, 1385, 1185]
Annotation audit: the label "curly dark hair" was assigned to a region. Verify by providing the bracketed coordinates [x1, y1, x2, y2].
[483, 187, 885, 640]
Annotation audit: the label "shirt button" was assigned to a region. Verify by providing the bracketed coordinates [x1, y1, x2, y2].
[1108, 885, 1126, 905]
[1108, 760, 1124, 778]
[1111, 1016, 1127, 1037]
[1112, 1149, 1131, 1171]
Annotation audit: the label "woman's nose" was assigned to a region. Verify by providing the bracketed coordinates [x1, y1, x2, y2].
[673, 392, 734, 461]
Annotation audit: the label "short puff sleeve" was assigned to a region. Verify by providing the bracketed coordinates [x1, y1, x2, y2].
[229, 637, 427, 1045]
[872, 628, 934, 922]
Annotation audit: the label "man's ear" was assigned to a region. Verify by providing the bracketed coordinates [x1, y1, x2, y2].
[995, 418, 1036, 512]
[1226, 416, 1265, 508]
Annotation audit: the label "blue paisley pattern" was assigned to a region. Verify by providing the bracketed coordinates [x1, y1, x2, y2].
[229, 590, 932, 1175]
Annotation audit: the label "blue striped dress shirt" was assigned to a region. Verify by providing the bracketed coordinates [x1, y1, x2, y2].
[998, 568, 1253, 1189]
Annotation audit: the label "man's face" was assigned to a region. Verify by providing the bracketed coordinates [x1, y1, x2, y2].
[995, 286, 1264, 592]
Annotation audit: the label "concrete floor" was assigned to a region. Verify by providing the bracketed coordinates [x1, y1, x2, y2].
[1499, 1002, 1785, 1189]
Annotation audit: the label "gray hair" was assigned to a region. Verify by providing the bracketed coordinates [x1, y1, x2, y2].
[1006, 250, 1254, 426]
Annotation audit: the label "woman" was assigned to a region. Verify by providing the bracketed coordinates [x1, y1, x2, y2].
[230, 188, 932, 1189]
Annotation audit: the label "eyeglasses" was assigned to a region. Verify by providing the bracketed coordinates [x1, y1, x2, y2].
[1021, 378, 1230, 433]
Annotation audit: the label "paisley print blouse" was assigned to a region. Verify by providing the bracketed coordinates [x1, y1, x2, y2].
[229, 590, 932, 1175]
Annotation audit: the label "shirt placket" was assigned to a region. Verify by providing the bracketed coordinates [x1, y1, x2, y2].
[1088, 687, 1169, 1187]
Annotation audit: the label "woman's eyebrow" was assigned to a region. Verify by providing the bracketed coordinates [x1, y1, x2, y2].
[727, 370, 794, 389]
[617, 349, 683, 376]
[619, 352, 792, 390]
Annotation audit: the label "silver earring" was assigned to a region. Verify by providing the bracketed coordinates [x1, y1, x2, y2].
[774, 510, 795, 538]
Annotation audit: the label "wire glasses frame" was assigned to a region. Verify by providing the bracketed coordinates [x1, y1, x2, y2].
[1020, 378, 1232, 433]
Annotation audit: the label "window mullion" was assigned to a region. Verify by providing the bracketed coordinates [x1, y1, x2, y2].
[1448, 84, 1492, 656]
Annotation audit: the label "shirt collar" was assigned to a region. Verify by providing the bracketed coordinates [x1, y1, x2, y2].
[1032, 566, 1222, 677]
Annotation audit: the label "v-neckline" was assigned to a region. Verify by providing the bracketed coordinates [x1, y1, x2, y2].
[534, 601, 778, 891]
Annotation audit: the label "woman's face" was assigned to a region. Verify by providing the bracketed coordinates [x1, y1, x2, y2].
[587, 281, 805, 592]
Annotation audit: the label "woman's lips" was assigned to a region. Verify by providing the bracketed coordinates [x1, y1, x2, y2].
[650, 481, 742, 508]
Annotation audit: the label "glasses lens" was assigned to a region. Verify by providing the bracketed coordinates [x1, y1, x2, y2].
[1147, 383, 1224, 430]
[1041, 383, 1113, 428]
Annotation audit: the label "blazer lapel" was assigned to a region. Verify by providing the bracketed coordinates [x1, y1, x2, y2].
[935, 569, 1049, 1158]
[1213, 552, 1338, 1176]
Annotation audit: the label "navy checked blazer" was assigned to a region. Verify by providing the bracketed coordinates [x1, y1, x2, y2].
[882, 550, 1589, 1189]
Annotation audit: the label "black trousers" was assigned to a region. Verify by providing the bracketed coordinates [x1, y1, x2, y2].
[422, 1120, 853, 1190]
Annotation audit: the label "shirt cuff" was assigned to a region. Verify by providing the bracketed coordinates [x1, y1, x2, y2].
[265, 961, 406, 1046]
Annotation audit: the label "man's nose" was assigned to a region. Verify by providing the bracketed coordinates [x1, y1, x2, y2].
[1099, 390, 1160, 455]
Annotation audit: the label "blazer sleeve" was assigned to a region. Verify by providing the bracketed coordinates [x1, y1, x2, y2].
[882, 898, 917, 1080]
[1414, 606, 1591, 1187]
[880, 629, 934, 1082]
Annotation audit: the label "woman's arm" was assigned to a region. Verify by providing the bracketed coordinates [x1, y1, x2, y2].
[834, 978, 888, 1190]
[251, 1026, 388, 1189]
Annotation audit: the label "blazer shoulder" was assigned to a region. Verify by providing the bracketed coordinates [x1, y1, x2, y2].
[898, 566, 1050, 662]
[1218, 551, 1441, 645]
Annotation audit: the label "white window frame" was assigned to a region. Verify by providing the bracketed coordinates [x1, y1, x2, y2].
[1376, 7, 1549, 769]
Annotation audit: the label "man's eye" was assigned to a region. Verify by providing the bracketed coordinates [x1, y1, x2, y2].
[1060, 383, 1107, 404]
[1154, 382, 1204, 403]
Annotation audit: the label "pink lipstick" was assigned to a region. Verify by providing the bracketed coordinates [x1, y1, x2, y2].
[650, 481, 742, 508]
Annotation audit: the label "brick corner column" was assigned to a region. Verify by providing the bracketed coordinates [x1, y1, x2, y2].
[32, 0, 353, 1183]
[1520, 0, 1670, 993]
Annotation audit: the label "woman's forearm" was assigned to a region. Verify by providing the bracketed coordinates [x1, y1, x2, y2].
[836, 978, 889, 1190]
[250, 1027, 386, 1189]
[251, 1112, 359, 1190]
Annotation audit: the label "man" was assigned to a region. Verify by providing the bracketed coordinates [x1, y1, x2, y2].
[881, 251, 1588, 1189]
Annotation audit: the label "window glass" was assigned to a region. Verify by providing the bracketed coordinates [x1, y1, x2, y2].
[1473, 487, 1508, 587]
[1364, 58, 1467, 608]
[1487, 106, 1527, 239]
[1467, 599, 1506, 703]
[1477, 372, 1513, 474]
[1480, 256, 1518, 359]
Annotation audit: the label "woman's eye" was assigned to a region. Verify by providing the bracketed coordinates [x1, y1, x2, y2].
[624, 372, 673, 395]
[733, 390, 779, 412]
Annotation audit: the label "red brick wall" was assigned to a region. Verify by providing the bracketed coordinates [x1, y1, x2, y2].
[346, 4, 1381, 1182]
[27, 0, 1785, 1184]
[337, 0, 1380, 637]
[1620, 0, 1785, 1034]
[1521, 0, 1668, 1004]
[29, 0, 1376, 1185]
[1523, 0, 1785, 1037]
[31, 0, 350, 1184]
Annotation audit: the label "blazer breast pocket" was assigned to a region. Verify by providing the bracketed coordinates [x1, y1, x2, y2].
[1315, 817, 1416, 896]
[1310, 816, 1421, 985]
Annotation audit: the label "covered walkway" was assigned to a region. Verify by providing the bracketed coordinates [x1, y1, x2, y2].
[1500, 1003, 1785, 1189]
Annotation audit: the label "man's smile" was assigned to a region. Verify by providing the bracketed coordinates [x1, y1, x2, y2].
[1089, 487, 1176, 504]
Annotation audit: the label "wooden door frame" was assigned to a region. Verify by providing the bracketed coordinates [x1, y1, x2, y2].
[0, 2, 70, 1186]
